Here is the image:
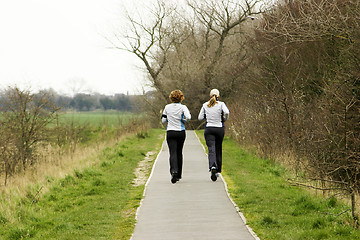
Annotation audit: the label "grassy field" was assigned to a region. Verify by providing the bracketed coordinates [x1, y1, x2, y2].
[0, 129, 164, 240]
[51, 111, 146, 147]
[57, 111, 140, 127]
[196, 130, 360, 240]
[3, 127, 358, 239]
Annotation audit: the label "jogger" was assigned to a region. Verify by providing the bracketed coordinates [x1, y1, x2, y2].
[198, 89, 229, 181]
[162, 90, 191, 183]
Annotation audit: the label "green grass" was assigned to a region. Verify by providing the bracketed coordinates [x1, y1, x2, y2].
[196, 130, 360, 240]
[57, 111, 139, 127]
[0, 129, 164, 240]
[50, 111, 146, 147]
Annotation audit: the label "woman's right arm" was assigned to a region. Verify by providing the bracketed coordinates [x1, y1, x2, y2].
[161, 107, 168, 124]
[198, 106, 206, 121]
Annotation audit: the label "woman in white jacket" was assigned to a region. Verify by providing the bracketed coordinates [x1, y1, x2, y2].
[198, 89, 229, 181]
[162, 90, 191, 183]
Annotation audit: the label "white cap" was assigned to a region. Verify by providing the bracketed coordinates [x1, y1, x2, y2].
[210, 89, 220, 97]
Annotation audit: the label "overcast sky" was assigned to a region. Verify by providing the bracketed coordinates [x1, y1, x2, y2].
[0, 0, 155, 96]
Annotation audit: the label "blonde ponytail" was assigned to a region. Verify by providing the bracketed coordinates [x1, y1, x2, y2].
[207, 95, 218, 107]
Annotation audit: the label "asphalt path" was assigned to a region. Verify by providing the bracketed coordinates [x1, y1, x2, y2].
[131, 130, 259, 240]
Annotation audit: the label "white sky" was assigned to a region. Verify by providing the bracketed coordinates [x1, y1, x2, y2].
[0, 0, 155, 96]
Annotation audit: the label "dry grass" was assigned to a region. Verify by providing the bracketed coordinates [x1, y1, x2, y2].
[1, 138, 116, 189]
[0, 122, 150, 225]
[0, 137, 122, 223]
[0, 119, 150, 189]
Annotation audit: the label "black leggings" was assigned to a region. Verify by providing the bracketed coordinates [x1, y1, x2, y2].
[166, 130, 186, 178]
[204, 127, 225, 172]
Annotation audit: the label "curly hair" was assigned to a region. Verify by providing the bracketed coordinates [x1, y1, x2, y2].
[169, 90, 184, 103]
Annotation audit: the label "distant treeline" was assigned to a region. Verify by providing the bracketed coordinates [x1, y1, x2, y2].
[0, 88, 139, 112]
[57, 92, 138, 111]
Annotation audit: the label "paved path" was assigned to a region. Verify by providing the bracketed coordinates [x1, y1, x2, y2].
[131, 131, 258, 240]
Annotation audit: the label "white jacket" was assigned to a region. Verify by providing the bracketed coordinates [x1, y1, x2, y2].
[162, 103, 191, 131]
[198, 101, 229, 127]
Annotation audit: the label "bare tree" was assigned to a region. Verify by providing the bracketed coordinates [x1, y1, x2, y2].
[107, 0, 176, 101]
[187, 0, 265, 91]
[66, 77, 87, 97]
[0, 122, 15, 186]
[106, 0, 266, 128]
[0, 87, 60, 171]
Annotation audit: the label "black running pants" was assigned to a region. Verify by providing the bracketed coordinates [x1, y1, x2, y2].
[166, 130, 186, 178]
[204, 127, 225, 172]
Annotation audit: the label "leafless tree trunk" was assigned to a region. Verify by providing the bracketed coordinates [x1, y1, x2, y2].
[187, 0, 264, 91]
[107, 0, 176, 101]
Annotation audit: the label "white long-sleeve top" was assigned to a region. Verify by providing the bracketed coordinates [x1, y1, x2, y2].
[162, 103, 191, 131]
[198, 101, 229, 127]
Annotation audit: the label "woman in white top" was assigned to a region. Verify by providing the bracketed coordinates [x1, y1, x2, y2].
[198, 89, 229, 181]
[162, 90, 191, 183]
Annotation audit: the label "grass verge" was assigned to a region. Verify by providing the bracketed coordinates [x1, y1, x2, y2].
[0, 129, 164, 240]
[196, 130, 360, 240]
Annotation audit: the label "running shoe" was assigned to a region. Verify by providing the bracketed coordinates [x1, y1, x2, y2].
[171, 172, 178, 184]
[211, 167, 217, 181]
